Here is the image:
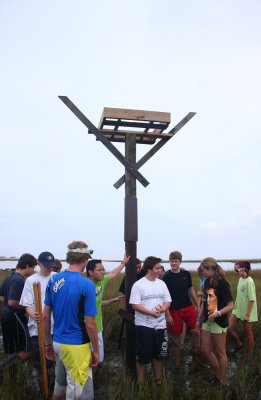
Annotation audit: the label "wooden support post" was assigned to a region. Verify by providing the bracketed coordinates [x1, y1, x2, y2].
[124, 133, 138, 376]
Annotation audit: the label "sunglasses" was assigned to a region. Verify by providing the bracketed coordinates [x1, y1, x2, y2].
[235, 268, 245, 273]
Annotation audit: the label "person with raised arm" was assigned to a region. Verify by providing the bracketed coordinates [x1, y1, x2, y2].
[87, 252, 129, 366]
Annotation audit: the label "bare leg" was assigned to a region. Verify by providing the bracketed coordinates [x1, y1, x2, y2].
[136, 362, 146, 383]
[242, 321, 254, 360]
[191, 328, 200, 350]
[212, 332, 227, 385]
[17, 351, 33, 361]
[227, 314, 242, 347]
[170, 334, 181, 366]
[201, 330, 220, 380]
[152, 359, 162, 381]
[180, 323, 186, 345]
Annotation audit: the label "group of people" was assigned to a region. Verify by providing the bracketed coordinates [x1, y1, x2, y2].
[129, 252, 257, 388]
[0, 242, 258, 399]
[0, 241, 129, 399]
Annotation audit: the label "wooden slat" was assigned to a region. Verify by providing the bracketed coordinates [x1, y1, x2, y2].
[100, 129, 173, 137]
[98, 107, 171, 128]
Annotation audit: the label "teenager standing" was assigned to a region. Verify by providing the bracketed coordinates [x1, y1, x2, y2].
[198, 257, 234, 386]
[228, 261, 257, 362]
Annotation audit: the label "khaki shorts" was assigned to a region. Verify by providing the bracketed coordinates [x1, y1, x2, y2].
[202, 321, 227, 334]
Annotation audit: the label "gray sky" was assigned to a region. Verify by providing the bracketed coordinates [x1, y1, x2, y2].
[1, 0, 260, 262]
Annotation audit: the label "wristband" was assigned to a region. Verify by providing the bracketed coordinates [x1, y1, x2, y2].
[197, 317, 202, 322]
[45, 343, 53, 347]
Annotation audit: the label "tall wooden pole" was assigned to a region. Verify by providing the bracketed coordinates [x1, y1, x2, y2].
[124, 133, 138, 376]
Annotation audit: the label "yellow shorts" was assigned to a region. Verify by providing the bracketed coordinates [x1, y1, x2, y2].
[53, 341, 93, 400]
[202, 321, 227, 334]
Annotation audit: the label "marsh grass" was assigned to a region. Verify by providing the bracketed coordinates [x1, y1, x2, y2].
[1, 269, 261, 399]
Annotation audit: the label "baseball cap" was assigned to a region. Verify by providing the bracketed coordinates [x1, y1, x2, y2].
[38, 251, 56, 268]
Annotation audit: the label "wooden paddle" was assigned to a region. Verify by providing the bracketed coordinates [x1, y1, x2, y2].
[33, 282, 48, 397]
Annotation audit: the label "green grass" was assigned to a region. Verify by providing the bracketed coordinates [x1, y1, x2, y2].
[1, 269, 261, 399]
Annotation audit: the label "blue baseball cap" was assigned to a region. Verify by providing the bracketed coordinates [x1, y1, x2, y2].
[38, 251, 56, 268]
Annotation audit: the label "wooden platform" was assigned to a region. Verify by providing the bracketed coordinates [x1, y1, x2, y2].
[88, 107, 171, 144]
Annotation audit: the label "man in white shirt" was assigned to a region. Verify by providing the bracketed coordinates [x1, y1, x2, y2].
[20, 251, 56, 386]
[129, 256, 171, 383]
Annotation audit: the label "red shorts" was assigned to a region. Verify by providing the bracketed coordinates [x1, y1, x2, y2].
[167, 305, 197, 335]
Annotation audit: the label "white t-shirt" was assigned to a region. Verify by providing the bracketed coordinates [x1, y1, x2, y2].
[20, 271, 55, 337]
[129, 276, 171, 329]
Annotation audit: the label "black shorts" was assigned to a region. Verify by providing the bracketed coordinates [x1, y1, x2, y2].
[135, 326, 168, 365]
[31, 336, 55, 370]
[1, 311, 32, 354]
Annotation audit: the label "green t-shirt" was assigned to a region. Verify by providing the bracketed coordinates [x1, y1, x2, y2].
[94, 274, 110, 332]
[232, 276, 258, 322]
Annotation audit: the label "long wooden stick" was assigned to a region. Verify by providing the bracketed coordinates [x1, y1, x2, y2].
[33, 282, 48, 397]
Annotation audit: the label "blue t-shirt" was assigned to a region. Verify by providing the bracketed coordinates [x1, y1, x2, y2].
[45, 270, 97, 345]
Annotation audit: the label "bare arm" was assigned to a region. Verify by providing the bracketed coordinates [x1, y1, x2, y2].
[102, 295, 124, 306]
[108, 253, 130, 280]
[86, 316, 100, 367]
[189, 287, 200, 309]
[244, 300, 254, 321]
[25, 306, 41, 323]
[197, 289, 203, 300]
[132, 303, 161, 318]
[8, 299, 26, 309]
[43, 305, 55, 361]
[165, 308, 173, 326]
[208, 300, 234, 322]
[0, 296, 4, 303]
[155, 302, 171, 313]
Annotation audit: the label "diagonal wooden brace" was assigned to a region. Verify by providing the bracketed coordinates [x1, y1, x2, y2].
[59, 96, 150, 188]
[113, 112, 196, 189]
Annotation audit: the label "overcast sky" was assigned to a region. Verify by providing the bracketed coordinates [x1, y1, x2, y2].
[1, 0, 260, 264]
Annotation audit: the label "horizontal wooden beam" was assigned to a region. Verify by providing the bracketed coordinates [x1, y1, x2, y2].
[113, 112, 196, 189]
[59, 96, 150, 188]
[99, 107, 171, 128]
[99, 129, 173, 138]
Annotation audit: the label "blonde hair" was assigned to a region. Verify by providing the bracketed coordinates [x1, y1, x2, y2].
[199, 257, 225, 287]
